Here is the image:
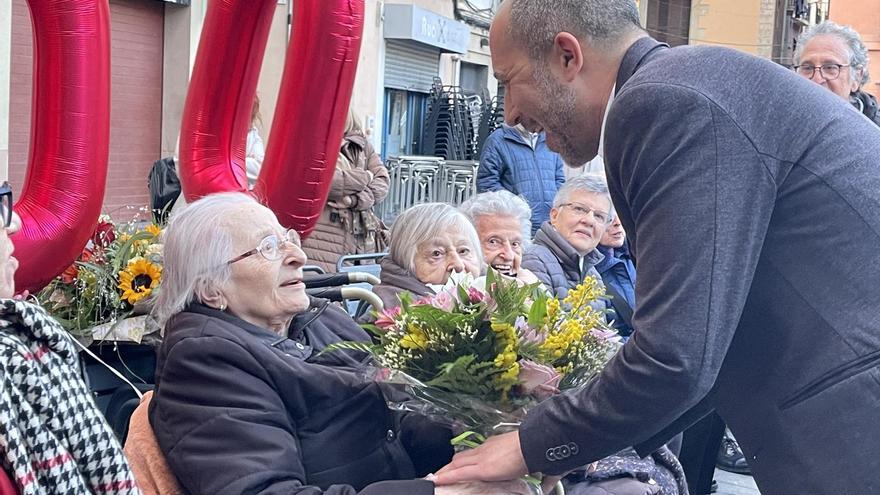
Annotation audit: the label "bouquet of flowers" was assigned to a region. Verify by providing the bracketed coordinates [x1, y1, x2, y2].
[38, 215, 164, 340]
[330, 270, 621, 437]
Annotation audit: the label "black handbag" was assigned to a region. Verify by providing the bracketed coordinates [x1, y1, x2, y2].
[148, 157, 181, 224]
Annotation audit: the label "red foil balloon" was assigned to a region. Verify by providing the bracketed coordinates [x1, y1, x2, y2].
[13, 0, 111, 293]
[256, 0, 364, 236]
[178, 0, 364, 238]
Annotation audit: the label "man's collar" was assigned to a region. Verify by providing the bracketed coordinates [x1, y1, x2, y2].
[615, 36, 669, 93]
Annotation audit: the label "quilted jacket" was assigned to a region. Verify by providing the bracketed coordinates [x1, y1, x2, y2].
[477, 126, 565, 234]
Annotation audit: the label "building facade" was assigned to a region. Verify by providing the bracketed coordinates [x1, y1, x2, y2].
[351, 0, 497, 158]
[0, 0, 496, 215]
[641, 0, 829, 66]
[0, 0, 290, 217]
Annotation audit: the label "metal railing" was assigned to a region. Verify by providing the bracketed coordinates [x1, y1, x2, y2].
[377, 156, 479, 225]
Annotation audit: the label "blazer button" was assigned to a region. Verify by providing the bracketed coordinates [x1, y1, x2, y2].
[386, 429, 396, 442]
[568, 442, 579, 455]
[295, 342, 305, 349]
[546, 448, 556, 461]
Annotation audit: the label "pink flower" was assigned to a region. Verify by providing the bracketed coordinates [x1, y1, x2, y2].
[516, 316, 545, 345]
[466, 287, 486, 304]
[428, 290, 455, 312]
[590, 327, 622, 344]
[375, 306, 401, 331]
[517, 360, 561, 401]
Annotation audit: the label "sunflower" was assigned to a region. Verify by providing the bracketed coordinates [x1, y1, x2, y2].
[117, 257, 162, 304]
[145, 223, 162, 237]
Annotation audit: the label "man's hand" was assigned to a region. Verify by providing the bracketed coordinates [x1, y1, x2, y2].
[433, 431, 529, 485]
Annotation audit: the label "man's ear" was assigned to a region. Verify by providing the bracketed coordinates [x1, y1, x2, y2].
[553, 32, 584, 82]
[851, 67, 864, 94]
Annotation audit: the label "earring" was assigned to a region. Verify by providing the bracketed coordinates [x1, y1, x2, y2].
[219, 303, 226, 311]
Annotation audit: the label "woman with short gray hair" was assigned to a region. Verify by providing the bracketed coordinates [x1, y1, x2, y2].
[459, 190, 541, 285]
[522, 174, 615, 300]
[375, 203, 483, 310]
[553, 174, 616, 219]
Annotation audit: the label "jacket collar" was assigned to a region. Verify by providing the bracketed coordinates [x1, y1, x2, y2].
[534, 222, 605, 274]
[615, 36, 669, 94]
[378, 257, 433, 297]
[501, 125, 545, 146]
[184, 302, 290, 344]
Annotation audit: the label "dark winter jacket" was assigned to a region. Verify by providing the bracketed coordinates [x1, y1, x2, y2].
[522, 222, 606, 304]
[149, 300, 450, 495]
[852, 90, 880, 127]
[372, 257, 434, 311]
[595, 243, 637, 338]
[477, 126, 565, 234]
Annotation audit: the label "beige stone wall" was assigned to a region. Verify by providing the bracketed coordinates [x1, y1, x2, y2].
[830, 0, 880, 96]
[350, 0, 384, 143]
[162, 1, 288, 158]
[689, 0, 767, 56]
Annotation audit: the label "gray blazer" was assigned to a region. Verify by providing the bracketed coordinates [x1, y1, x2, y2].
[518, 37, 880, 494]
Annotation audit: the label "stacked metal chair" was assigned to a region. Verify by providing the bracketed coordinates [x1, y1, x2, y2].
[438, 160, 480, 205]
[421, 78, 477, 161]
[475, 92, 505, 157]
[376, 155, 443, 224]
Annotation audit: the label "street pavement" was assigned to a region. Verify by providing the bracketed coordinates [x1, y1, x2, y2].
[714, 468, 760, 495]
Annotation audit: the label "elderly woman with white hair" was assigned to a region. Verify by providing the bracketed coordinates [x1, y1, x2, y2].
[373, 203, 483, 310]
[148, 192, 530, 495]
[459, 190, 540, 285]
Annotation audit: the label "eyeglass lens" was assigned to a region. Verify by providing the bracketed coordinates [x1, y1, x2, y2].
[258, 230, 300, 260]
[568, 204, 610, 225]
[797, 64, 842, 80]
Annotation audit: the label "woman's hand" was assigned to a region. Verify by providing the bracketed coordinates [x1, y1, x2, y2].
[515, 268, 541, 286]
[433, 479, 534, 495]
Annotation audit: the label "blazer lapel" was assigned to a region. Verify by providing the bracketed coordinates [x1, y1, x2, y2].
[615, 36, 669, 93]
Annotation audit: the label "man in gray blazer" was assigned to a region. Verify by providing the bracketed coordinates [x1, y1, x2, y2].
[434, 1, 880, 493]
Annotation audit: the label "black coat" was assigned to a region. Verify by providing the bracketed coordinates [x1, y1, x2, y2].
[149, 299, 450, 495]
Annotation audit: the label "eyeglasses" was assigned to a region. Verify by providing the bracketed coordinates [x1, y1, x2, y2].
[794, 63, 850, 81]
[559, 203, 612, 226]
[227, 229, 301, 265]
[0, 182, 12, 229]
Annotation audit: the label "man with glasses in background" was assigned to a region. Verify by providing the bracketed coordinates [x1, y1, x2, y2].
[522, 175, 612, 305]
[794, 21, 880, 126]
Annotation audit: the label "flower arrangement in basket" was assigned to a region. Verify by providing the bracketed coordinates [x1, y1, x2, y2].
[38, 215, 164, 340]
[327, 269, 622, 440]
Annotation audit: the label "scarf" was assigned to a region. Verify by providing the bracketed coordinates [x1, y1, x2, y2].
[0, 299, 140, 494]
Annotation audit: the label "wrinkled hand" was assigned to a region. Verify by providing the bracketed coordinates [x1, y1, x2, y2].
[433, 431, 528, 485]
[432, 479, 533, 495]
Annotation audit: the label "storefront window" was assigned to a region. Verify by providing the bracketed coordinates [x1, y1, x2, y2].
[382, 89, 427, 158]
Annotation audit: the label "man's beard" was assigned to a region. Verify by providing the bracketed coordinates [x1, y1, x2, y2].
[532, 65, 595, 165]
